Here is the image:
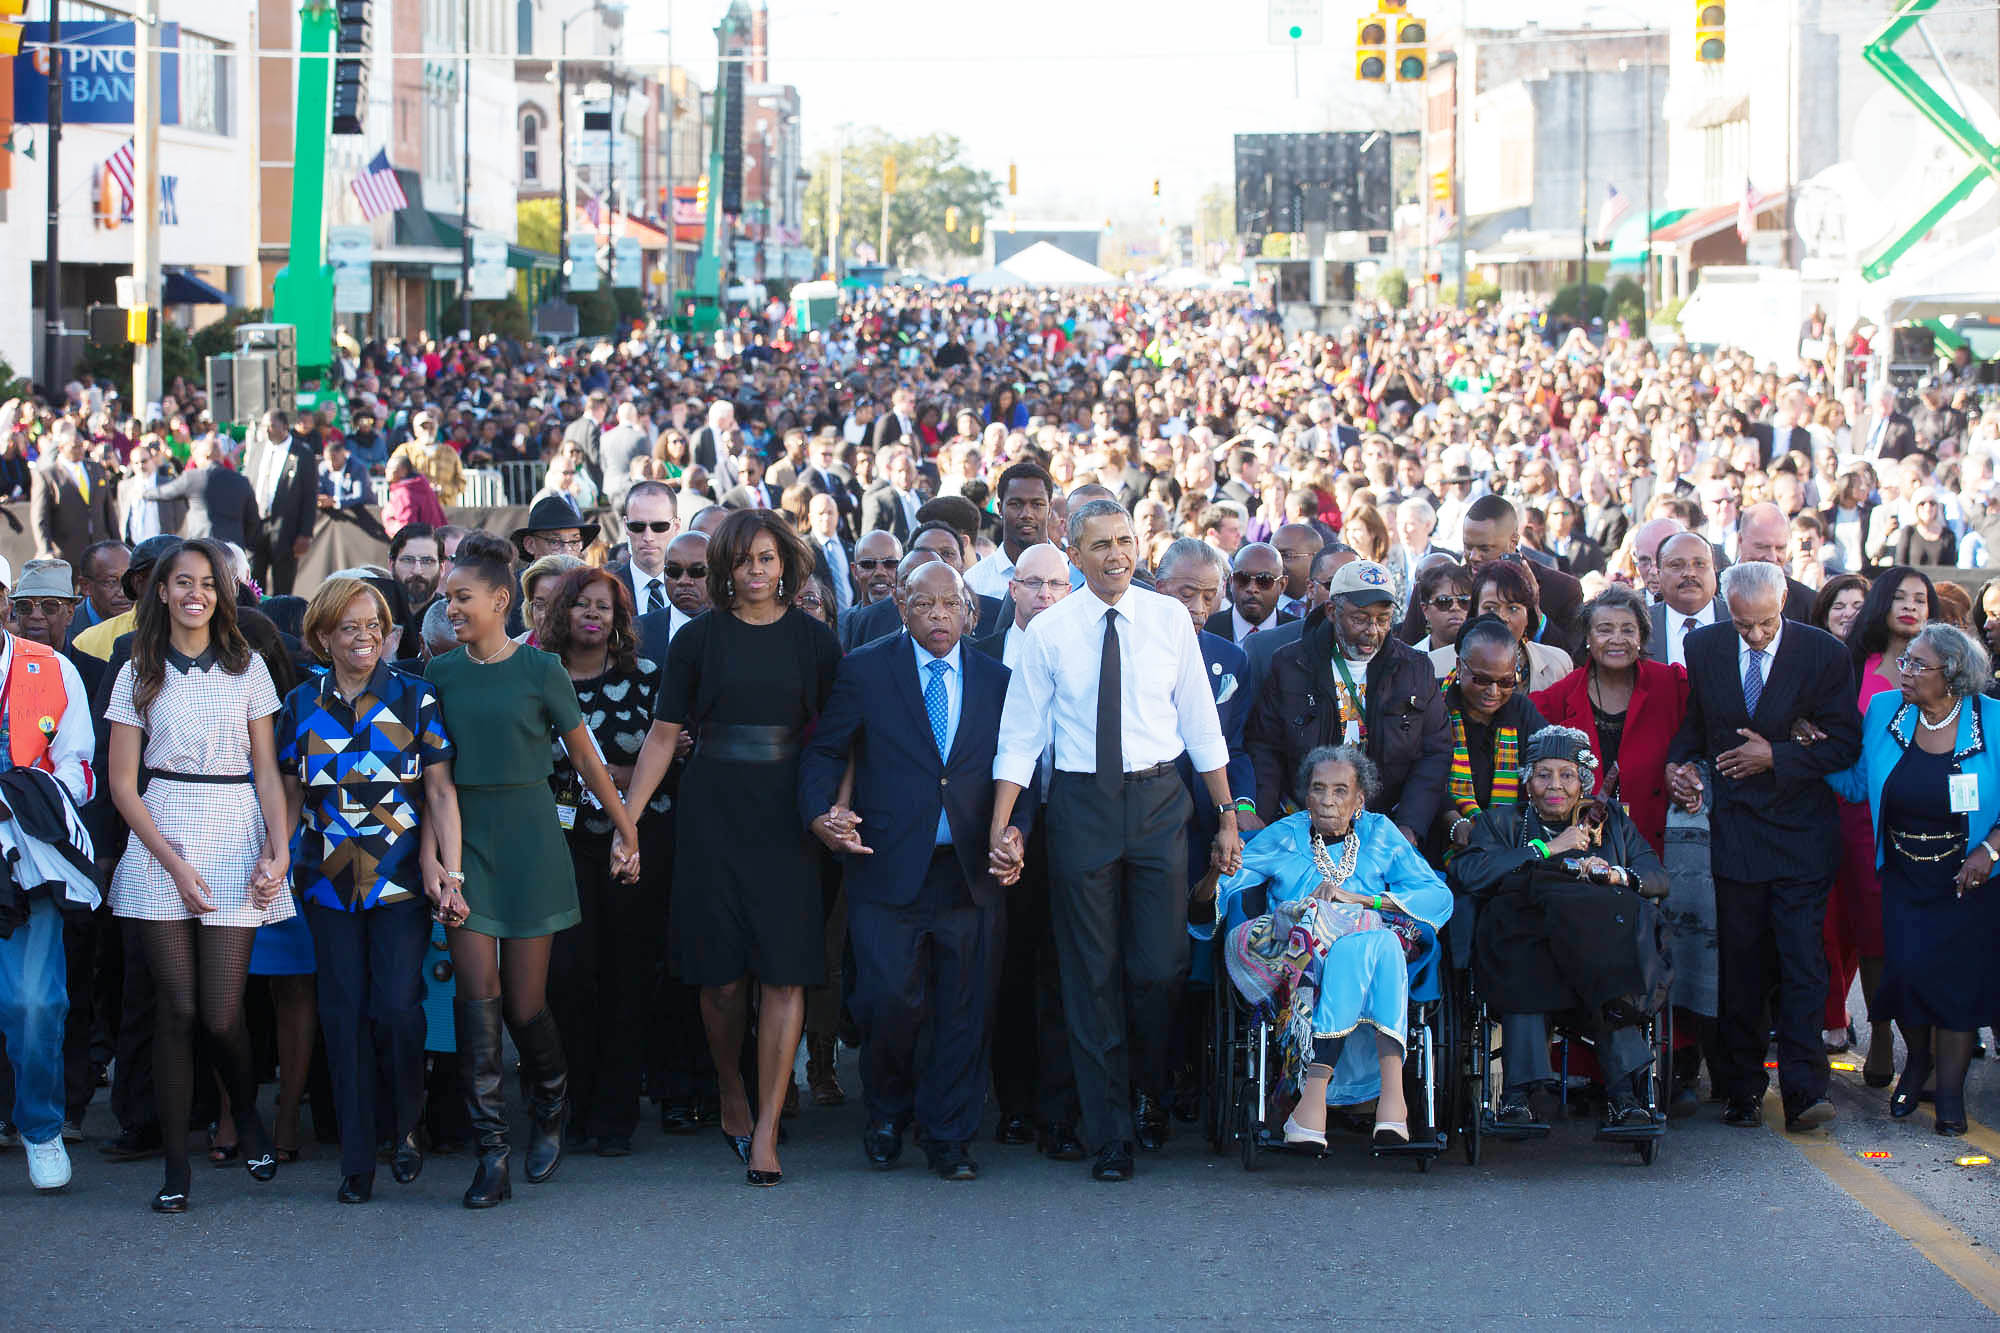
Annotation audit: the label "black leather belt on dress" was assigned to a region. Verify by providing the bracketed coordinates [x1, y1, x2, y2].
[148, 770, 254, 784]
[695, 724, 799, 763]
[1054, 761, 1176, 783]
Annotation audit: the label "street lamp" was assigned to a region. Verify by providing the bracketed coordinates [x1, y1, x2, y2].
[557, 1, 626, 297]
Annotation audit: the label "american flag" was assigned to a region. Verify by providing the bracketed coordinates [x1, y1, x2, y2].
[1736, 176, 1757, 243]
[104, 137, 136, 213]
[1593, 183, 1632, 242]
[349, 149, 409, 220]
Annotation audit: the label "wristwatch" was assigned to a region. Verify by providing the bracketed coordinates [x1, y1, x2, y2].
[1215, 802, 1238, 819]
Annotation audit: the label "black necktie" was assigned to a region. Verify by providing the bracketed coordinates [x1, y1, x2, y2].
[645, 578, 664, 616]
[1096, 608, 1122, 798]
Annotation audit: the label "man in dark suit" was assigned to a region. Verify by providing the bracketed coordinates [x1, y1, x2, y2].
[1735, 501, 1820, 622]
[718, 450, 780, 511]
[138, 436, 259, 547]
[116, 438, 188, 543]
[29, 422, 117, 566]
[969, 542, 1080, 1156]
[1544, 497, 1606, 580]
[1152, 537, 1256, 850]
[841, 525, 1004, 649]
[563, 389, 609, 483]
[1668, 561, 1860, 1133]
[243, 409, 321, 596]
[1219, 542, 1301, 646]
[1647, 532, 1726, 668]
[1459, 493, 1583, 653]
[869, 388, 919, 452]
[607, 480, 680, 619]
[860, 446, 922, 541]
[1860, 385, 1918, 461]
[799, 562, 1025, 1181]
[803, 494, 855, 613]
[800, 429, 859, 538]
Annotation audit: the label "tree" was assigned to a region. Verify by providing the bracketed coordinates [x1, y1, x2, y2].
[802, 130, 1001, 271]
[1374, 269, 1410, 310]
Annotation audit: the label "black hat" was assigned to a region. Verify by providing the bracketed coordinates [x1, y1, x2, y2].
[123, 534, 184, 599]
[511, 495, 599, 555]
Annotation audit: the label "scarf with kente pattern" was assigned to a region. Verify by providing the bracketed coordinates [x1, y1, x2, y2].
[1448, 705, 1518, 822]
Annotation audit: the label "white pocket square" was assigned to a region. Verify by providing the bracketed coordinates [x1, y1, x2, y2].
[1216, 674, 1238, 705]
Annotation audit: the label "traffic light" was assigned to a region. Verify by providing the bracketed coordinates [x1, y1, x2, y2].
[126, 307, 159, 345]
[969, 222, 981, 245]
[1152, 178, 1161, 197]
[0, 0, 24, 57]
[695, 174, 709, 212]
[944, 205, 958, 233]
[87, 304, 129, 346]
[1695, 2, 1726, 63]
[331, 1, 370, 136]
[1393, 16, 1427, 81]
[882, 156, 897, 194]
[1007, 162, 1017, 196]
[1356, 17, 1387, 81]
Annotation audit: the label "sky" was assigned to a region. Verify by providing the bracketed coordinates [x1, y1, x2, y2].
[624, 0, 1617, 227]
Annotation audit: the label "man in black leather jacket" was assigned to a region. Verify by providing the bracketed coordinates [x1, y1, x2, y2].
[1246, 560, 1449, 842]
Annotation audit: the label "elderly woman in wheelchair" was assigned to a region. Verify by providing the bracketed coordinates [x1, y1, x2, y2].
[1195, 744, 1451, 1149]
[1448, 725, 1672, 1136]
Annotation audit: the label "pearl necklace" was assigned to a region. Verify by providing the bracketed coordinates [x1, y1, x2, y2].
[1918, 699, 1962, 733]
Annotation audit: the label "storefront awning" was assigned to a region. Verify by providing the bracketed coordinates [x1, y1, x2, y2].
[418, 211, 558, 271]
[162, 268, 228, 304]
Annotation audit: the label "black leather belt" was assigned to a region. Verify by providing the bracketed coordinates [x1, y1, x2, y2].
[1055, 761, 1176, 784]
[695, 725, 799, 764]
[149, 770, 253, 784]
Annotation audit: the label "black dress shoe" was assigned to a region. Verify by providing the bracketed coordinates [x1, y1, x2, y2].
[596, 1135, 632, 1158]
[994, 1113, 1035, 1145]
[659, 1100, 699, 1135]
[1038, 1122, 1086, 1161]
[337, 1173, 374, 1204]
[99, 1126, 163, 1162]
[1667, 1083, 1701, 1119]
[862, 1120, 904, 1167]
[1134, 1093, 1168, 1152]
[245, 1151, 278, 1183]
[1721, 1098, 1763, 1128]
[151, 1186, 188, 1214]
[929, 1141, 978, 1181]
[1599, 1096, 1651, 1134]
[745, 1168, 783, 1187]
[1890, 1061, 1932, 1119]
[1091, 1140, 1135, 1182]
[391, 1132, 424, 1184]
[1492, 1091, 1536, 1127]
[720, 1128, 753, 1165]
[1785, 1097, 1836, 1133]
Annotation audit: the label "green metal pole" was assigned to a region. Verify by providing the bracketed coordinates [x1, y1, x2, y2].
[271, 0, 338, 375]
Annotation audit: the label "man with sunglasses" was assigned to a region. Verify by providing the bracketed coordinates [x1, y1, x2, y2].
[1221, 543, 1298, 647]
[609, 481, 681, 619]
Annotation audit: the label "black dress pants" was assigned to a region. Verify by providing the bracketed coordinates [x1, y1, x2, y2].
[848, 846, 1000, 1146]
[304, 897, 429, 1178]
[643, 812, 713, 1106]
[990, 818, 1077, 1129]
[550, 832, 653, 1140]
[1714, 874, 1832, 1112]
[1045, 768, 1190, 1152]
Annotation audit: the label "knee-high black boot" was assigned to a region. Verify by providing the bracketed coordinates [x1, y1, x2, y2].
[456, 998, 509, 1208]
[509, 1008, 569, 1184]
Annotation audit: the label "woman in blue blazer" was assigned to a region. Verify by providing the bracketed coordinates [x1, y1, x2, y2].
[1826, 624, 2000, 1136]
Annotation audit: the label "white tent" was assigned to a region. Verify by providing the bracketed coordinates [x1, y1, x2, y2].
[1860, 232, 2000, 327]
[1153, 266, 1216, 290]
[964, 240, 1117, 290]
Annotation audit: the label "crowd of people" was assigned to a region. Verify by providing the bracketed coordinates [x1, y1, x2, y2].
[0, 284, 1996, 1207]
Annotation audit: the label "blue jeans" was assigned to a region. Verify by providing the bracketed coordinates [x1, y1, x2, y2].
[0, 896, 68, 1142]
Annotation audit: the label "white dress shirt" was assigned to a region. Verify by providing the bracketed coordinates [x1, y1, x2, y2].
[820, 536, 855, 610]
[994, 583, 1228, 787]
[1738, 622, 1781, 696]
[896, 488, 919, 530]
[965, 547, 1084, 600]
[665, 605, 694, 644]
[1666, 601, 1719, 669]
[1229, 604, 1277, 646]
[914, 638, 962, 844]
[631, 563, 670, 618]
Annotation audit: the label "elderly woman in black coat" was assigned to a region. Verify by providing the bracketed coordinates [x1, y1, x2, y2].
[1447, 725, 1672, 1136]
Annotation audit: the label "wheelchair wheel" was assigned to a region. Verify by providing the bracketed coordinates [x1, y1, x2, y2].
[1238, 1082, 1261, 1172]
[1415, 1151, 1431, 1174]
[1635, 1135, 1660, 1166]
[1434, 979, 1462, 1154]
[1460, 991, 1485, 1167]
[1206, 979, 1230, 1154]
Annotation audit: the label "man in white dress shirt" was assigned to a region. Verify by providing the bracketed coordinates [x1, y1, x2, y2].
[1648, 531, 1724, 668]
[965, 462, 1081, 600]
[989, 500, 1239, 1182]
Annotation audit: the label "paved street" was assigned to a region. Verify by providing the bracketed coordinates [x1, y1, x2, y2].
[11, 1029, 2000, 1328]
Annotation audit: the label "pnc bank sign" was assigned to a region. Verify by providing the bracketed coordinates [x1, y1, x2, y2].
[12, 22, 182, 126]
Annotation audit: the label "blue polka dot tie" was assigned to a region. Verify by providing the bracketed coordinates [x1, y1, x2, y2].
[924, 659, 950, 758]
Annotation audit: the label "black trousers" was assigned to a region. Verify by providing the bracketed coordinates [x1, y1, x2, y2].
[848, 846, 1000, 1146]
[109, 918, 158, 1134]
[643, 812, 713, 1104]
[1714, 874, 1831, 1111]
[304, 897, 429, 1177]
[1046, 768, 1190, 1152]
[990, 818, 1077, 1128]
[549, 833, 653, 1140]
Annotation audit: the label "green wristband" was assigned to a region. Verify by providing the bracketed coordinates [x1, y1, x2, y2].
[1529, 838, 1550, 858]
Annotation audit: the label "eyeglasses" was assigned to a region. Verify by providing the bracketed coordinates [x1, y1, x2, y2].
[1232, 571, 1280, 590]
[1896, 654, 1941, 675]
[11, 598, 73, 618]
[854, 558, 897, 572]
[1427, 594, 1472, 611]
[1012, 577, 1067, 594]
[394, 555, 439, 569]
[795, 591, 825, 610]
[664, 563, 707, 580]
[1462, 671, 1518, 691]
[626, 520, 675, 534]
[537, 535, 585, 552]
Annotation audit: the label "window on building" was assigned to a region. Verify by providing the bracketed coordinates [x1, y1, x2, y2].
[518, 0, 534, 54]
[521, 109, 541, 183]
[178, 30, 230, 135]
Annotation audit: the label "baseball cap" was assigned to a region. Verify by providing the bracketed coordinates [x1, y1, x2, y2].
[1327, 560, 1395, 604]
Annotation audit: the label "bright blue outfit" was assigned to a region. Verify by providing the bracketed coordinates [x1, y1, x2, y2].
[1201, 810, 1451, 1104]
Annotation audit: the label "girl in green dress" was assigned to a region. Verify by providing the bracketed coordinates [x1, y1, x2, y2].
[424, 531, 640, 1209]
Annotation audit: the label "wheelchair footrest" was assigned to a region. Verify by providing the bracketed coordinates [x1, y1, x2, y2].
[1592, 1121, 1665, 1144]
[1371, 1134, 1445, 1157]
[1481, 1115, 1552, 1140]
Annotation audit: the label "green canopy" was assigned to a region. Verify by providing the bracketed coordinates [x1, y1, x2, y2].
[1607, 208, 1692, 267]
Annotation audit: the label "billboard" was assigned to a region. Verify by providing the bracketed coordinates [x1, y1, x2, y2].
[1233, 132, 1392, 235]
[13, 22, 182, 125]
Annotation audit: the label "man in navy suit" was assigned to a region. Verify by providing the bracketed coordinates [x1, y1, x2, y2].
[1668, 561, 1860, 1134]
[840, 524, 1005, 648]
[799, 562, 1028, 1182]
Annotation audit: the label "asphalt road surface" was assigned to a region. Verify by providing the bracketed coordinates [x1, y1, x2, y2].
[10, 1021, 2000, 1329]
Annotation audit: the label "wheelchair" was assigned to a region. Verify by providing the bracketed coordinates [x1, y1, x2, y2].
[1199, 881, 1458, 1173]
[1452, 912, 1671, 1168]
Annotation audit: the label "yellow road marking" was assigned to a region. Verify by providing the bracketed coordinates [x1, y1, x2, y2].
[1764, 1092, 2000, 1315]
[1827, 1066, 2000, 1160]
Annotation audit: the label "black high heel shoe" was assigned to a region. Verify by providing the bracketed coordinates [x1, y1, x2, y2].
[720, 1127, 752, 1165]
[746, 1168, 783, 1186]
[1934, 1093, 1969, 1136]
[1889, 1060, 1932, 1119]
[151, 1185, 189, 1214]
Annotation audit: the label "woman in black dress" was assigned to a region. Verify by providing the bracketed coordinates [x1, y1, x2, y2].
[625, 509, 841, 1186]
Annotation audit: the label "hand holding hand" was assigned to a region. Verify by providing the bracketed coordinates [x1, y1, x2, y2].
[988, 826, 1024, 886]
[1212, 825, 1243, 878]
[1668, 763, 1704, 813]
[611, 829, 642, 882]
[812, 804, 873, 856]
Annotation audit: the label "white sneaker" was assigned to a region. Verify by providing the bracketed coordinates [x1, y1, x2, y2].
[26, 1137, 71, 1191]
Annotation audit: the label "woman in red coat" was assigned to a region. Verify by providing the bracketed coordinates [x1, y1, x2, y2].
[1531, 585, 1687, 857]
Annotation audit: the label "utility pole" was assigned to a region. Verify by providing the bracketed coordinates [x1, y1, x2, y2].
[1577, 49, 1590, 314]
[458, 0, 471, 337]
[878, 161, 890, 270]
[828, 125, 843, 281]
[1451, 0, 1466, 309]
[132, 0, 162, 408]
[557, 26, 570, 297]
[1643, 50, 1654, 315]
[41, 0, 61, 392]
